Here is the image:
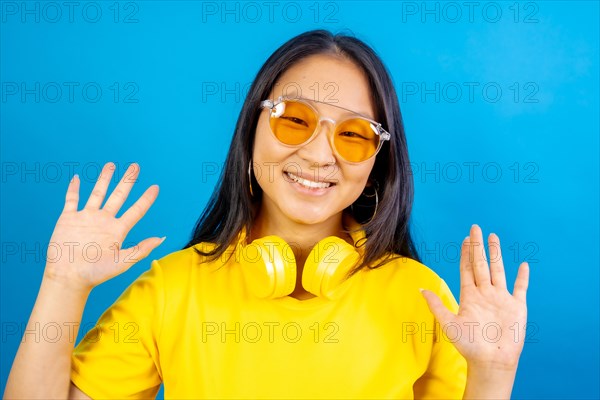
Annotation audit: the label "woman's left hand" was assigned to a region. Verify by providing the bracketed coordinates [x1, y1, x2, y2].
[421, 224, 530, 370]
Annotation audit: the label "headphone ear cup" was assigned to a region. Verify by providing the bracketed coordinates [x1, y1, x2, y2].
[302, 237, 360, 300]
[239, 235, 296, 299]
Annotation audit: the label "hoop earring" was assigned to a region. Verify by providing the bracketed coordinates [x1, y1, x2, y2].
[248, 160, 254, 197]
[350, 180, 379, 224]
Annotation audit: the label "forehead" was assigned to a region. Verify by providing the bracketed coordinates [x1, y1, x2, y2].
[269, 54, 376, 119]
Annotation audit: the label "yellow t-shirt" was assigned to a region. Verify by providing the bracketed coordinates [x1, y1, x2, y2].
[71, 227, 467, 399]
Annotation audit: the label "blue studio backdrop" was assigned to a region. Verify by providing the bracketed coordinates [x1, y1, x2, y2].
[1, 1, 598, 399]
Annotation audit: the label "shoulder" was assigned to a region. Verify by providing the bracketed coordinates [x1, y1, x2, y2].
[154, 241, 229, 268]
[154, 244, 203, 269]
[149, 242, 234, 284]
[358, 255, 459, 310]
[364, 255, 447, 289]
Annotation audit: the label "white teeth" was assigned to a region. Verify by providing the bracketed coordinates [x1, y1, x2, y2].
[286, 172, 332, 189]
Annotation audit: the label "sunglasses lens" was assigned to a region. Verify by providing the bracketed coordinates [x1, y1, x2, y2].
[269, 101, 318, 145]
[334, 119, 380, 163]
[268, 100, 382, 163]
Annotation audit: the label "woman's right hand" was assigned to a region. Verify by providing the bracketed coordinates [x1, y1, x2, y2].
[44, 162, 164, 292]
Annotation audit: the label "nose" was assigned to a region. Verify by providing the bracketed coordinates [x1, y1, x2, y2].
[297, 120, 337, 166]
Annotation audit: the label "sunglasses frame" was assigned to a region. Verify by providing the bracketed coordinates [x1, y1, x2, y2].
[260, 96, 391, 164]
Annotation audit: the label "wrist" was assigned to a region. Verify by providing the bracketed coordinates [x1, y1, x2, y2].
[463, 363, 518, 400]
[468, 358, 520, 373]
[41, 271, 93, 298]
[467, 361, 518, 390]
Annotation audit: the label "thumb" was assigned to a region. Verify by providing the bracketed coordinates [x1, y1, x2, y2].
[118, 236, 166, 271]
[420, 288, 455, 326]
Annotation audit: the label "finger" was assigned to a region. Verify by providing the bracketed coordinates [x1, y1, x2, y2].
[459, 236, 475, 291]
[103, 163, 140, 216]
[84, 163, 116, 210]
[62, 174, 80, 213]
[513, 262, 530, 302]
[420, 289, 456, 326]
[470, 224, 491, 286]
[119, 185, 160, 231]
[117, 236, 166, 272]
[488, 233, 507, 289]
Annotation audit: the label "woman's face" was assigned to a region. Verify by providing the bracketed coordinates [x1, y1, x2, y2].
[252, 54, 378, 226]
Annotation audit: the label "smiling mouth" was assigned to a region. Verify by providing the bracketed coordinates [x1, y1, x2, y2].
[285, 171, 335, 189]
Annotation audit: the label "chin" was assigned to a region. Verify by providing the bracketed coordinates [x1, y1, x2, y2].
[285, 212, 325, 225]
[290, 216, 327, 225]
[282, 205, 338, 226]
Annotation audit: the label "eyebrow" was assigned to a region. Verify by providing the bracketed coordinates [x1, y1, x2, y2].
[287, 94, 376, 121]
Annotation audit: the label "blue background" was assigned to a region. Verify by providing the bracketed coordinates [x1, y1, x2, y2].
[1, 1, 598, 398]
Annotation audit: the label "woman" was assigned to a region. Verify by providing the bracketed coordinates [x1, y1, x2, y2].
[5, 30, 529, 399]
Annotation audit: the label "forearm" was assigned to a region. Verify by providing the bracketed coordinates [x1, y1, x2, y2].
[4, 277, 90, 399]
[462, 363, 518, 400]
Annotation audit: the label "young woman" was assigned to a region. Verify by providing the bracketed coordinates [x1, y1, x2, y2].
[5, 30, 529, 399]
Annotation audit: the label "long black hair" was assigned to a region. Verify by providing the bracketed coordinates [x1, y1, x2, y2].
[183, 29, 420, 275]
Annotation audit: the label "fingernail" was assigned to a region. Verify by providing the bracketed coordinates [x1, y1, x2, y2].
[159, 236, 166, 244]
[71, 174, 78, 183]
[419, 288, 425, 293]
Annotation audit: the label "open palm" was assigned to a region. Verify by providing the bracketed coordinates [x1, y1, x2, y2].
[45, 162, 164, 291]
[422, 225, 530, 369]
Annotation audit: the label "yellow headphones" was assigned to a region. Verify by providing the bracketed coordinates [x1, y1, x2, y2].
[235, 214, 366, 300]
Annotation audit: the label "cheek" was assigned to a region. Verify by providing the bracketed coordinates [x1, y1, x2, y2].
[254, 131, 286, 163]
[342, 162, 376, 197]
[253, 116, 276, 161]
[252, 114, 267, 156]
[253, 116, 297, 166]
[344, 161, 375, 186]
[252, 128, 295, 185]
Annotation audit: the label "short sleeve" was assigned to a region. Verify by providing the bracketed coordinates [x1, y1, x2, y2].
[413, 279, 467, 399]
[70, 260, 165, 399]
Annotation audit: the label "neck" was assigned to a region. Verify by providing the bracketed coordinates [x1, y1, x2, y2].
[252, 212, 350, 261]
[248, 205, 353, 286]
